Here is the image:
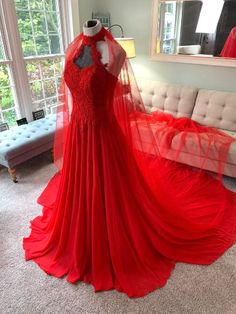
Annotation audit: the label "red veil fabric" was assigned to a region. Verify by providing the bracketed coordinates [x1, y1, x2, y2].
[54, 29, 235, 182]
[24, 27, 236, 298]
[220, 26, 236, 58]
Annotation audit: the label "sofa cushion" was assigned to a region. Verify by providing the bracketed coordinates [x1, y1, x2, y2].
[171, 129, 236, 165]
[137, 80, 198, 118]
[221, 129, 236, 139]
[192, 89, 236, 132]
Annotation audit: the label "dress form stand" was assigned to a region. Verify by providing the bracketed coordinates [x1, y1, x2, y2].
[75, 19, 126, 77]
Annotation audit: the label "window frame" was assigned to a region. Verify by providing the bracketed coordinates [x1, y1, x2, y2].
[0, 0, 77, 125]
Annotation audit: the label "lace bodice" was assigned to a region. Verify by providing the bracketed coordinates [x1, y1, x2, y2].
[63, 27, 118, 123]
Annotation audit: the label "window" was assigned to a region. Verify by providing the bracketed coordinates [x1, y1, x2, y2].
[0, 0, 72, 127]
[0, 16, 19, 127]
[26, 58, 63, 114]
[158, 1, 179, 54]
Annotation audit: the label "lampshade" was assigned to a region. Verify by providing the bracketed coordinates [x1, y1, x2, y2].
[115, 37, 136, 58]
[196, 0, 224, 34]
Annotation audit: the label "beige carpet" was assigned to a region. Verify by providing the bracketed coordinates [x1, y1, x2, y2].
[0, 152, 236, 314]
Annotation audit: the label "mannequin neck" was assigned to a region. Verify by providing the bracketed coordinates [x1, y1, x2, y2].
[83, 20, 102, 37]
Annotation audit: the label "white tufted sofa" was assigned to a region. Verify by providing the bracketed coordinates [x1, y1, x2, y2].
[137, 79, 236, 178]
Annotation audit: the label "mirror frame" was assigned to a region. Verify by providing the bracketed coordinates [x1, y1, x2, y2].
[150, 0, 236, 67]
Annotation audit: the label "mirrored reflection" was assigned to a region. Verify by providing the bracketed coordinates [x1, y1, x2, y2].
[156, 0, 236, 59]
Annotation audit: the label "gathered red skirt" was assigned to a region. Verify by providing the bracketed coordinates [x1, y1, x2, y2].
[23, 113, 236, 298]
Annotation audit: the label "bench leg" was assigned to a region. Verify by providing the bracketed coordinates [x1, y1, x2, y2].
[51, 148, 54, 162]
[8, 167, 18, 183]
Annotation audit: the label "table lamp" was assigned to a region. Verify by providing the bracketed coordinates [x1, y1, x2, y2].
[107, 24, 136, 58]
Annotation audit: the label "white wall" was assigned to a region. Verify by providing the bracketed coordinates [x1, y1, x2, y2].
[70, 0, 81, 37]
[97, 0, 236, 92]
[78, 0, 101, 32]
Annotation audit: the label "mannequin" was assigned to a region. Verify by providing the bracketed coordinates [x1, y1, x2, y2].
[74, 19, 126, 77]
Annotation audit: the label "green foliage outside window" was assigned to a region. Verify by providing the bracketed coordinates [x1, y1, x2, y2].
[0, 0, 63, 127]
[0, 65, 16, 126]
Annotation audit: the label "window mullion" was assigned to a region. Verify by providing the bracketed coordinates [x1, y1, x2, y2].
[0, 60, 13, 65]
[27, 0, 39, 56]
[24, 54, 64, 62]
[59, 0, 80, 49]
[42, 0, 51, 55]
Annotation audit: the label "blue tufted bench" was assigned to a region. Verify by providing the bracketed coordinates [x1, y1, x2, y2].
[0, 114, 56, 182]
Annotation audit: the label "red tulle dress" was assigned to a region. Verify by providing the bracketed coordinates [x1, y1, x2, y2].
[23, 27, 236, 298]
[220, 26, 236, 58]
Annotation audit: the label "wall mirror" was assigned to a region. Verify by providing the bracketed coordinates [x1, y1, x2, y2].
[151, 0, 236, 67]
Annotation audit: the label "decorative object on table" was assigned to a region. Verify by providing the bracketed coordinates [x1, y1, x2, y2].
[32, 109, 45, 120]
[108, 24, 136, 58]
[177, 45, 201, 55]
[92, 12, 111, 28]
[0, 122, 9, 132]
[16, 117, 28, 126]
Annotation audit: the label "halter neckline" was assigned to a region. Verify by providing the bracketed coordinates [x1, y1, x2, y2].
[82, 27, 106, 45]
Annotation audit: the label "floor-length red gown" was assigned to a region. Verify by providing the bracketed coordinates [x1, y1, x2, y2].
[23, 27, 236, 298]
